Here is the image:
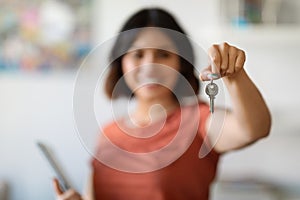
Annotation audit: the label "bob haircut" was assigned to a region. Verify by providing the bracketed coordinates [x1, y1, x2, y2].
[105, 8, 199, 99]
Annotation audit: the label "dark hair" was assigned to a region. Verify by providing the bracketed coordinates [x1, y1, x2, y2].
[105, 8, 199, 99]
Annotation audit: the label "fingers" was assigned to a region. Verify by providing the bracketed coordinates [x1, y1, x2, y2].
[199, 69, 220, 81]
[53, 178, 83, 200]
[219, 43, 229, 76]
[53, 178, 63, 196]
[201, 42, 245, 81]
[228, 46, 238, 76]
[199, 45, 221, 81]
[209, 44, 221, 74]
[58, 190, 83, 200]
[236, 50, 246, 72]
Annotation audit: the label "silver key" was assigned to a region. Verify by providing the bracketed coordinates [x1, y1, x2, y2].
[205, 80, 219, 113]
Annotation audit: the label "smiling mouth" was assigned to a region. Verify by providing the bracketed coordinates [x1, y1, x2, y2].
[138, 77, 163, 86]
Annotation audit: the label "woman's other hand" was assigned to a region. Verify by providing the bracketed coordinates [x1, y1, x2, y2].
[53, 178, 83, 200]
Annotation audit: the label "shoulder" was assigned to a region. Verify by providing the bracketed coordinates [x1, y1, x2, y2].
[181, 99, 209, 114]
[196, 101, 210, 134]
[198, 100, 210, 113]
[179, 100, 210, 137]
[100, 120, 122, 137]
[102, 121, 118, 132]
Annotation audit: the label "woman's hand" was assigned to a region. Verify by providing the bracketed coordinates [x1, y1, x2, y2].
[200, 42, 246, 81]
[53, 178, 83, 200]
[200, 42, 271, 153]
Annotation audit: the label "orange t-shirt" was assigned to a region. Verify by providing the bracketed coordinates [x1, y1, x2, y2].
[92, 102, 220, 200]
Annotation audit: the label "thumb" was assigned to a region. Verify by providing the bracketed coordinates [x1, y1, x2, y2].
[53, 178, 64, 196]
[199, 66, 221, 81]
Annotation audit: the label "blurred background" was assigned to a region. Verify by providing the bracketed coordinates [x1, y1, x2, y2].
[0, 0, 300, 199]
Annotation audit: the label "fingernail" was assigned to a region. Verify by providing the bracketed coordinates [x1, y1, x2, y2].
[207, 73, 220, 80]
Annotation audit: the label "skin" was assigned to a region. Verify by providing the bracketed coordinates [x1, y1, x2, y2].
[53, 30, 271, 200]
[121, 28, 181, 126]
[53, 178, 83, 200]
[200, 43, 271, 152]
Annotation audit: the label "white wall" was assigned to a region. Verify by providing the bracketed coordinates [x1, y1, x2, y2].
[92, 0, 219, 46]
[1, 0, 300, 199]
[0, 73, 91, 200]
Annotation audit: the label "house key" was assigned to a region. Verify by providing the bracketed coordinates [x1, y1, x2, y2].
[205, 78, 219, 113]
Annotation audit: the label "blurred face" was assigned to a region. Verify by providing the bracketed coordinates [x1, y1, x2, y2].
[121, 28, 180, 101]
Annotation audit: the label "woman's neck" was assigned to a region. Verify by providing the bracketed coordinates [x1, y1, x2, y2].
[132, 97, 179, 126]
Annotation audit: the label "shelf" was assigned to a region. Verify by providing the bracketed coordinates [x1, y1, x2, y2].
[196, 25, 300, 46]
[222, 25, 300, 44]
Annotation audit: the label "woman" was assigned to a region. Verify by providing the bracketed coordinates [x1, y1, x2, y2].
[54, 8, 271, 200]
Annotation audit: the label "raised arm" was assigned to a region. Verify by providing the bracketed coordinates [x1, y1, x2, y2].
[200, 42, 271, 153]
